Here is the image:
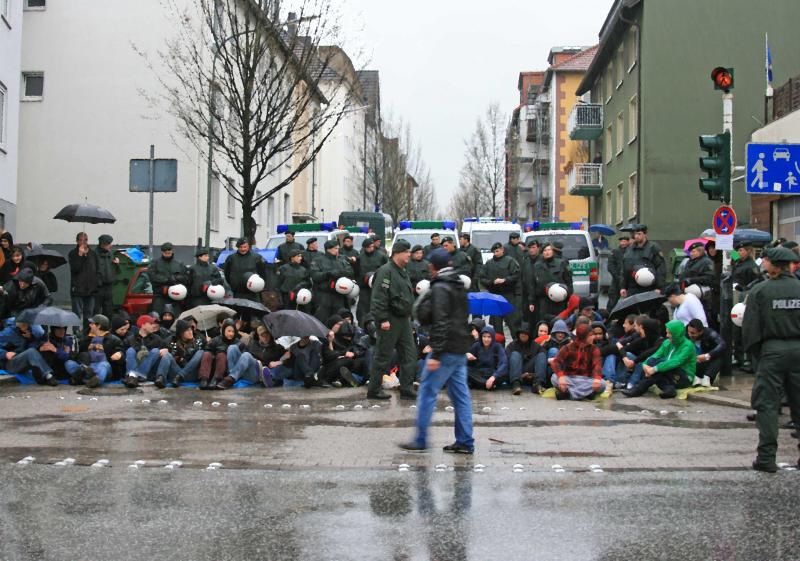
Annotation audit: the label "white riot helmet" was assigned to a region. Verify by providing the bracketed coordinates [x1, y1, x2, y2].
[246, 274, 265, 293]
[416, 279, 431, 296]
[335, 277, 355, 295]
[206, 284, 225, 301]
[634, 267, 656, 288]
[459, 274, 472, 290]
[546, 283, 568, 303]
[349, 283, 360, 300]
[168, 284, 187, 301]
[730, 302, 746, 327]
[684, 284, 709, 299]
[296, 288, 312, 306]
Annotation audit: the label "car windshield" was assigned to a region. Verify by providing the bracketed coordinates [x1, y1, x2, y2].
[265, 237, 283, 249]
[393, 231, 456, 249]
[524, 233, 591, 260]
[472, 231, 516, 251]
[267, 233, 324, 252]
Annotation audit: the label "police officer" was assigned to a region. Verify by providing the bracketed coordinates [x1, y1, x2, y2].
[732, 241, 762, 371]
[533, 242, 573, 317]
[459, 233, 482, 290]
[356, 237, 387, 325]
[187, 248, 225, 307]
[276, 231, 304, 265]
[276, 249, 310, 309]
[619, 224, 666, 298]
[521, 239, 540, 326]
[442, 236, 471, 277]
[340, 234, 360, 264]
[148, 242, 188, 314]
[310, 240, 353, 323]
[95, 234, 118, 318]
[504, 232, 524, 265]
[742, 246, 800, 473]
[407, 245, 431, 286]
[681, 240, 717, 327]
[222, 238, 267, 302]
[302, 238, 320, 270]
[423, 233, 442, 256]
[607, 235, 629, 310]
[366, 239, 417, 400]
[480, 242, 521, 336]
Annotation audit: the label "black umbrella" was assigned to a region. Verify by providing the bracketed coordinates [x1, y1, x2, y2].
[17, 306, 81, 327]
[54, 203, 116, 224]
[609, 291, 667, 320]
[25, 247, 67, 269]
[262, 310, 329, 339]
[219, 297, 270, 317]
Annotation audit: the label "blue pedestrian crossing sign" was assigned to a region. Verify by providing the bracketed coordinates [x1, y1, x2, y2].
[746, 143, 800, 194]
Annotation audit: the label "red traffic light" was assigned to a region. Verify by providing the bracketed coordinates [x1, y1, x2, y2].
[711, 67, 734, 92]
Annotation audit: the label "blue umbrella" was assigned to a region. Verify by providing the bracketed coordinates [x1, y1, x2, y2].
[588, 224, 616, 236]
[467, 293, 514, 316]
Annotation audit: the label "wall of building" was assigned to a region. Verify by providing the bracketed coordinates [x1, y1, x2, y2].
[554, 71, 589, 221]
[0, 0, 22, 234]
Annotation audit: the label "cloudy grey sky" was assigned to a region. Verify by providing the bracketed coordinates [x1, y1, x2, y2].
[340, 0, 614, 213]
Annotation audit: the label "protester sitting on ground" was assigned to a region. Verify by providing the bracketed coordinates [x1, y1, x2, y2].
[466, 325, 508, 390]
[534, 319, 572, 388]
[591, 322, 622, 384]
[359, 313, 378, 373]
[203, 318, 240, 389]
[622, 319, 696, 399]
[66, 314, 124, 388]
[506, 323, 541, 395]
[0, 246, 32, 285]
[35, 260, 58, 294]
[322, 318, 366, 387]
[226, 324, 287, 387]
[155, 319, 206, 388]
[468, 318, 486, 342]
[566, 297, 603, 328]
[550, 323, 604, 400]
[271, 336, 323, 388]
[39, 326, 74, 382]
[615, 316, 664, 390]
[0, 319, 55, 385]
[534, 320, 550, 344]
[123, 315, 167, 388]
[572, 315, 592, 334]
[685, 318, 725, 388]
[610, 314, 639, 344]
[0, 268, 52, 319]
[665, 284, 708, 327]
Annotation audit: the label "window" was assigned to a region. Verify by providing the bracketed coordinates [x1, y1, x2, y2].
[605, 190, 612, 224]
[628, 95, 638, 143]
[267, 196, 275, 232]
[256, 191, 263, 225]
[22, 72, 44, 101]
[283, 194, 290, 223]
[616, 182, 624, 224]
[25, 0, 45, 9]
[605, 66, 613, 103]
[604, 125, 613, 163]
[0, 82, 6, 148]
[210, 177, 220, 232]
[616, 46, 624, 88]
[226, 188, 236, 218]
[628, 173, 638, 219]
[616, 112, 624, 156]
[628, 27, 639, 72]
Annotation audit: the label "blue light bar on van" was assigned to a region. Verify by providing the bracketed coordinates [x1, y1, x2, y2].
[398, 220, 457, 231]
[276, 222, 338, 234]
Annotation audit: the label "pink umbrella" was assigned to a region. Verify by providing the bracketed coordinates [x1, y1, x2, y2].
[683, 237, 714, 253]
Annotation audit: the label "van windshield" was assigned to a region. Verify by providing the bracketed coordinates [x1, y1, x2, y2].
[472, 231, 515, 251]
[524, 233, 591, 260]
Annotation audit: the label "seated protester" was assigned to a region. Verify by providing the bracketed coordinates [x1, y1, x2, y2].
[0, 246, 31, 285]
[686, 318, 726, 388]
[1, 268, 52, 319]
[413, 325, 431, 380]
[610, 314, 639, 344]
[66, 314, 124, 388]
[157, 305, 178, 340]
[337, 307, 365, 341]
[615, 316, 664, 390]
[359, 313, 378, 370]
[39, 326, 75, 382]
[35, 260, 58, 294]
[534, 319, 572, 388]
[466, 325, 508, 390]
[155, 319, 206, 388]
[225, 324, 287, 387]
[202, 318, 240, 389]
[271, 336, 323, 388]
[0, 318, 55, 385]
[572, 315, 592, 334]
[122, 315, 167, 388]
[206, 312, 230, 340]
[534, 320, 550, 345]
[468, 318, 486, 342]
[110, 315, 132, 380]
[506, 323, 541, 395]
[322, 318, 367, 387]
[566, 297, 604, 328]
[622, 319, 695, 399]
[550, 324, 604, 400]
[591, 322, 622, 384]
[665, 284, 708, 327]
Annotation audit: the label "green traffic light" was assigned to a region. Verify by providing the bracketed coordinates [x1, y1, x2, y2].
[698, 131, 731, 202]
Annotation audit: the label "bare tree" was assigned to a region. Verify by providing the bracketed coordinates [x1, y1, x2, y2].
[138, 0, 358, 243]
[449, 103, 506, 222]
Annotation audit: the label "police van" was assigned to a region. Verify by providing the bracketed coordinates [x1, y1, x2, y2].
[522, 221, 599, 299]
[391, 220, 459, 252]
[461, 217, 522, 263]
[257, 222, 342, 266]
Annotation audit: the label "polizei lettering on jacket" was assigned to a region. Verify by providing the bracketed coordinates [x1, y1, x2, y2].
[772, 299, 800, 310]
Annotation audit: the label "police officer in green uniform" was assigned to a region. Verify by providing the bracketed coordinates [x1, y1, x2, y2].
[533, 242, 573, 318]
[148, 242, 189, 314]
[276, 231, 304, 265]
[742, 246, 800, 473]
[442, 236, 472, 277]
[423, 233, 442, 256]
[407, 245, 430, 287]
[680, 240, 717, 327]
[480, 242, 521, 336]
[503, 232, 525, 266]
[619, 224, 666, 298]
[459, 233, 482, 290]
[302, 238, 320, 270]
[340, 234, 360, 264]
[187, 247, 225, 308]
[607, 235, 629, 311]
[310, 240, 353, 323]
[222, 238, 267, 302]
[521, 239, 540, 326]
[276, 249, 310, 309]
[356, 237, 388, 325]
[732, 241, 763, 371]
[366, 239, 417, 400]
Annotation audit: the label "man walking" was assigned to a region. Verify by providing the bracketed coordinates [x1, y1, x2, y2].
[68, 232, 99, 332]
[95, 234, 118, 318]
[366, 240, 417, 400]
[400, 248, 474, 453]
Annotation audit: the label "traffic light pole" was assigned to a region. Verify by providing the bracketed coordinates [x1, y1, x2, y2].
[720, 92, 734, 377]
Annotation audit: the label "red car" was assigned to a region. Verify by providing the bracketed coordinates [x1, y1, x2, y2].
[121, 267, 154, 316]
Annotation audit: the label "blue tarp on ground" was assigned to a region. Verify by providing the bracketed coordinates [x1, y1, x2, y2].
[5, 371, 256, 388]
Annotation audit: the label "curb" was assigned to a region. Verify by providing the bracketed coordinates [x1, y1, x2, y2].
[0, 375, 19, 387]
[687, 392, 752, 410]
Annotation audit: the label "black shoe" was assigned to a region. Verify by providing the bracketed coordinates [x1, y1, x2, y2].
[154, 376, 166, 389]
[530, 381, 541, 394]
[443, 442, 474, 455]
[782, 420, 796, 430]
[398, 441, 428, 452]
[199, 378, 210, 390]
[45, 375, 59, 387]
[171, 374, 184, 388]
[752, 460, 778, 473]
[622, 386, 644, 398]
[216, 376, 235, 390]
[209, 377, 222, 389]
[85, 371, 101, 389]
[367, 390, 391, 400]
[512, 381, 522, 396]
[659, 388, 677, 399]
[555, 388, 570, 400]
[746, 413, 757, 422]
[70, 366, 87, 386]
[400, 388, 417, 400]
[339, 367, 358, 388]
[124, 375, 139, 389]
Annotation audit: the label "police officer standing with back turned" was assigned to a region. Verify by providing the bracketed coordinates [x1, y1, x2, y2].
[742, 246, 800, 473]
[619, 224, 666, 298]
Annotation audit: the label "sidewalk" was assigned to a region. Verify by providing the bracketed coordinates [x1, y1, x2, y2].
[687, 370, 755, 410]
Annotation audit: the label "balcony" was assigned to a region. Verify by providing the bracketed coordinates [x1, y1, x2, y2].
[568, 163, 603, 196]
[568, 104, 603, 140]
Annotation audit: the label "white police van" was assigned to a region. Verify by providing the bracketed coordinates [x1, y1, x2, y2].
[391, 220, 459, 252]
[461, 217, 523, 263]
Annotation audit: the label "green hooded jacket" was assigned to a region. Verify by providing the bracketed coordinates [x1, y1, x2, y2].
[650, 320, 696, 380]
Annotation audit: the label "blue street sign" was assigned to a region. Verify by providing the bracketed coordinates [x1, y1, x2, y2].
[746, 143, 800, 194]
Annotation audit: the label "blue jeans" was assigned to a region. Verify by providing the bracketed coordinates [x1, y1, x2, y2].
[414, 353, 474, 450]
[534, 348, 559, 387]
[65, 359, 112, 383]
[125, 347, 162, 380]
[272, 365, 304, 388]
[507, 351, 533, 384]
[602, 355, 618, 382]
[6, 348, 54, 377]
[227, 346, 261, 383]
[156, 350, 204, 383]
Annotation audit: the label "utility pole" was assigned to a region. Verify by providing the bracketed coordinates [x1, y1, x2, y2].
[148, 144, 155, 259]
[720, 88, 734, 377]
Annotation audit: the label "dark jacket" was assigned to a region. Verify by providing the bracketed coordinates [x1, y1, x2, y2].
[239, 336, 285, 365]
[624, 318, 664, 364]
[188, 259, 224, 302]
[223, 250, 267, 297]
[0, 321, 46, 355]
[68, 246, 100, 296]
[691, 327, 726, 359]
[414, 267, 471, 359]
[468, 325, 508, 377]
[77, 332, 124, 363]
[277, 241, 304, 265]
[370, 259, 414, 322]
[96, 247, 118, 288]
[407, 257, 431, 286]
[124, 330, 166, 352]
[357, 248, 388, 287]
[480, 254, 520, 296]
[505, 336, 540, 362]
[1, 269, 52, 318]
[35, 269, 58, 294]
[168, 335, 205, 366]
[680, 255, 715, 288]
[148, 256, 188, 294]
[621, 240, 666, 292]
[207, 333, 240, 355]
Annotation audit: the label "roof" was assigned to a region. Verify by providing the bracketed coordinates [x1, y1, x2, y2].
[357, 70, 381, 125]
[542, 45, 598, 90]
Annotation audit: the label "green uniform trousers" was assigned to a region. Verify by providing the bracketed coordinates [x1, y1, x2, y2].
[751, 340, 800, 466]
[367, 316, 416, 394]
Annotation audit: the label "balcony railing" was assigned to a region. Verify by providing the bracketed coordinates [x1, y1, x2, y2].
[568, 163, 603, 196]
[568, 104, 603, 140]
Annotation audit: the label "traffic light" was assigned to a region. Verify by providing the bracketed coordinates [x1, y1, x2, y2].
[711, 67, 734, 92]
[699, 131, 731, 202]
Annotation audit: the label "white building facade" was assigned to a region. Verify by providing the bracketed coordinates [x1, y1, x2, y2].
[0, 0, 23, 233]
